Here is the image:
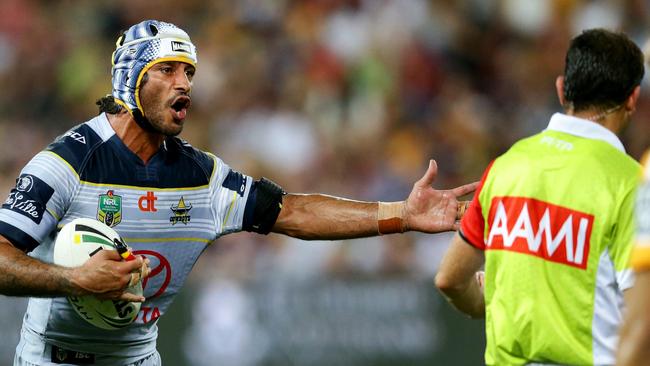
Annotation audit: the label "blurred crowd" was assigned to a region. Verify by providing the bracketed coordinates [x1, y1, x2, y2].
[1, 0, 650, 363]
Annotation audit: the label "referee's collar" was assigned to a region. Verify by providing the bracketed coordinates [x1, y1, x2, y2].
[545, 112, 625, 153]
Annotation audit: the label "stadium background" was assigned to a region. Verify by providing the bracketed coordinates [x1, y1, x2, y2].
[0, 0, 649, 364]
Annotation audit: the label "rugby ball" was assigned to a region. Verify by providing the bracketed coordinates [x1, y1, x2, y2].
[53, 218, 143, 330]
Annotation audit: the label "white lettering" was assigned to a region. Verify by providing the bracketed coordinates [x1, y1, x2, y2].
[487, 201, 509, 247]
[488, 200, 590, 265]
[63, 131, 86, 144]
[574, 218, 589, 264]
[540, 136, 573, 151]
[509, 202, 534, 247]
[5, 192, 40, 218]
[546, 214, 574, 260]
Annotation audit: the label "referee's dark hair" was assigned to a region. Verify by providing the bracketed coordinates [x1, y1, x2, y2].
[563, 28, 644, 112]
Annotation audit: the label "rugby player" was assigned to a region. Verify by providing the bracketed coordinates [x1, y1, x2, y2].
[617, 152, 650, 366]
[0, 20, 475, 365]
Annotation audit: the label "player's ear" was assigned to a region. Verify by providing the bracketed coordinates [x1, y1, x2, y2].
[555, 76, 566, 107]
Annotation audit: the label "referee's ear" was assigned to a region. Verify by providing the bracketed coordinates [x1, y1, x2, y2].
[624, 85, 641, 113]
[556, 76, 567, 109]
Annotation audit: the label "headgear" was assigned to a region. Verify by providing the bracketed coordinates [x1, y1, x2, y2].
[111, 20, 197, 119]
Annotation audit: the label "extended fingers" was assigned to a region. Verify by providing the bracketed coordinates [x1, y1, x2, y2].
[451, 181, 479, 197]
[416, 159, 438, 188]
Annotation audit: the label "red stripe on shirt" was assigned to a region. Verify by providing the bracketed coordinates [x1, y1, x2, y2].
[460, 160, 495, 250]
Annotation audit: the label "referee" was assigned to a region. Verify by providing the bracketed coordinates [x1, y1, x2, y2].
[435, 29, 644, 365]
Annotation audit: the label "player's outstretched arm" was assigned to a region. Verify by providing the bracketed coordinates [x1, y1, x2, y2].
[0, 235, 147, 302]
[435, 233, 485, 318]
[271, 160, 477, 240]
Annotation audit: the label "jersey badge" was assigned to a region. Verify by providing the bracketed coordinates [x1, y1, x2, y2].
[97, 190, 123, 227]
[3, 174, 54, 224]
[170, 196, 192, 225]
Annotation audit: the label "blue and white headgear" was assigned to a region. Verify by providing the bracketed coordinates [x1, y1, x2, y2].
[111, 20, 198, 118]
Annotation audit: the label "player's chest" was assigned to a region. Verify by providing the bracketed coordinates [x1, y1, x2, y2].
[68, 185, 212, 239]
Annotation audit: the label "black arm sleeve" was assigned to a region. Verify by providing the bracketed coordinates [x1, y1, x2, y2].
[242, 177, 286, 234]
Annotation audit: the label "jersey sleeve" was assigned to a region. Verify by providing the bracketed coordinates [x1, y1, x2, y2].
[459, 161, 495, 250]
[207, 154, 254, 235]
[631, 154, 650, 273]
[0, 151, 78, 252]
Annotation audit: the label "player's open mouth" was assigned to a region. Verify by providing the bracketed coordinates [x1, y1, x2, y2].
[170, 96, 191, 120]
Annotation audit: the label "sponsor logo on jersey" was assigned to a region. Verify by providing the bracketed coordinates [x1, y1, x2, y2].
[51, 345, 95, 364]
[4, 193, 42, 221]
[138, 191, 158, 212]
[486, 196, 594, 269]
[2, 174, 53, 224]
[97, 190, 122, 227]
[132, 249, 172, 324]
[63, 130, 87, 144]
[170, 196, 192, 225]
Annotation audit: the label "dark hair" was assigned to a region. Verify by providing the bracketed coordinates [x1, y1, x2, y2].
[96, 95, 123, 114]
[563, 28, 644, 112]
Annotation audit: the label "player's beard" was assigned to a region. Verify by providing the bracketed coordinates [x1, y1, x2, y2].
[139, 93, 185, 137]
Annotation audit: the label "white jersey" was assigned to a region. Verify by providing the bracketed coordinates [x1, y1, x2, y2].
[0, 113, 255, 363]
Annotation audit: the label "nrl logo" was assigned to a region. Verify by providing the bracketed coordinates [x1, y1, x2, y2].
[170, 196, 192, 225]
[97, 190, 122, 227]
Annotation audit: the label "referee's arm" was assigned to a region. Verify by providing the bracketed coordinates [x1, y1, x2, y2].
[435, 233, 485, 319]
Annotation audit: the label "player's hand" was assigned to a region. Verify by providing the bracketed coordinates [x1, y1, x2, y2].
[403, 159, 478, 233]
[70, 250, 148, 302]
